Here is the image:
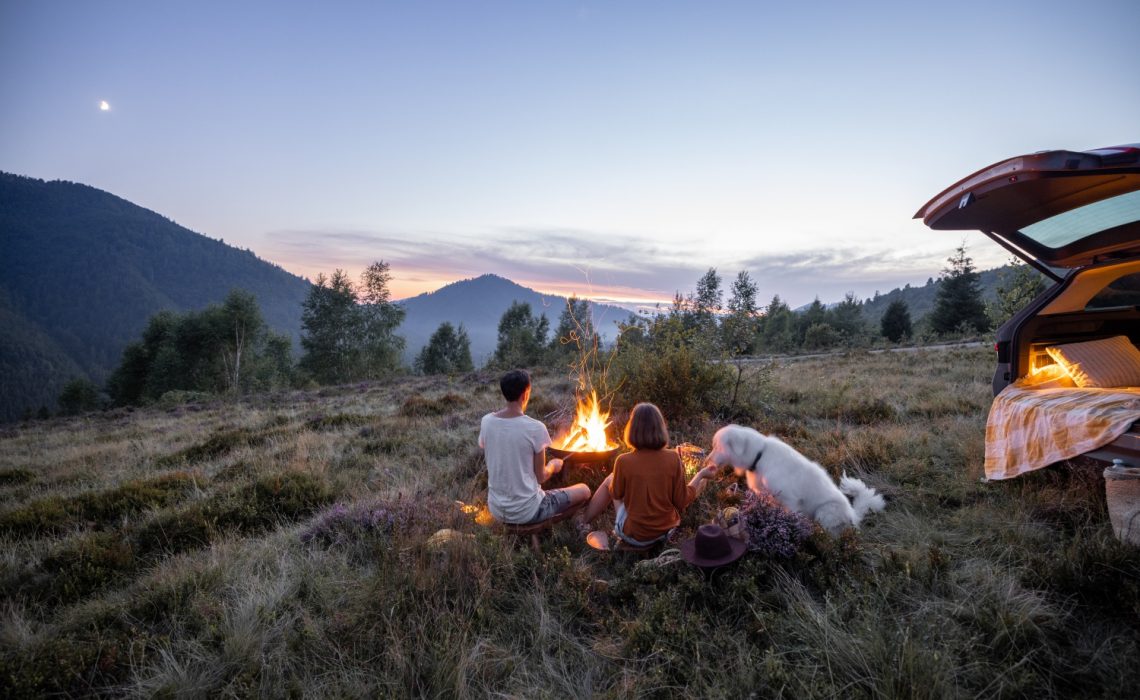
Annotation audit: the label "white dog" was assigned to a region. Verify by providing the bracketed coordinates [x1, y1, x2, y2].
[708, 425, 885, 534]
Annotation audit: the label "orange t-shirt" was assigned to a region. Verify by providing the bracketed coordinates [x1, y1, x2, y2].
[610, 448, 695, 542]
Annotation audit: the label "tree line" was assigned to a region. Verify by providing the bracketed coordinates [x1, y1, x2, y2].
[42, 247, 1043, 416]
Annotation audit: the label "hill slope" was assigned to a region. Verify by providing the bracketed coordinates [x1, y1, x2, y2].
[857, 266, 1013, 327]
[398, 274, 634, 363]
[0, 172, 312, 421]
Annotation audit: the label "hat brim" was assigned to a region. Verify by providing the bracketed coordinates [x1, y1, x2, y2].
[678, 536, 747, 568]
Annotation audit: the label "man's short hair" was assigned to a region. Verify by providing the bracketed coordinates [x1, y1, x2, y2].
[624, 402, 669, 450]
[500, 369, 531, 402]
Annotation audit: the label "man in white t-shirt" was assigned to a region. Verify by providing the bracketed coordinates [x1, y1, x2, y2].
[478, 369, 591, 524]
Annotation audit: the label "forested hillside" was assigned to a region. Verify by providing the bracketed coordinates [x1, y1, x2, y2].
[858, 265, 1009, 326]
[0, 172, 312, 421]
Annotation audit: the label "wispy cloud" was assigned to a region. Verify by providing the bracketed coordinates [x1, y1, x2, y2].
[261, 226, 959, 307]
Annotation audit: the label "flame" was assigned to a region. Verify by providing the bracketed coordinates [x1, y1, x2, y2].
[554, 390, 618, 452]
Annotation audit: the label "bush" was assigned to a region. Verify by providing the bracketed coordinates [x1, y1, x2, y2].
[37, 532, 137, 603]
[57, 377, 102, 415]
[0, 467, 35, 486]
[133, 471, 334, 561]
[610, 316, 731, 423]
[156, 389, 214, 407]
[158, 427, 266, 465]
[0, 472, 196, 536]
[399, 393, 468, 417]
[306, 413, 372, 431]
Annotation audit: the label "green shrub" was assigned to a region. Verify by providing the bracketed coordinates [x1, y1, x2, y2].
[158, 427, 269, 466]
[57, 377, 102, 415]
[0, 496, 70, 536]
[0, 467, 36, 486]
[75, 472, 197, 523]
[610, 318, 731, 423]
[37, 532, 137, 603]
[361, 434, 407, 455]
[135, 472, 334, 559]
[0, 472, 197, 536]
[306, 413, 372, 431]
[398, 393, 468, 417]
[0, 635, 112, 697]
[156, 389, 214, 407]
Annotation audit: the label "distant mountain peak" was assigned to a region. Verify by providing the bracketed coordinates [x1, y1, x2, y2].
[396, 274, 633, 363]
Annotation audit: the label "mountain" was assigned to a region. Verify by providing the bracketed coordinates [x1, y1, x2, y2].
[397, 274, 635, 363]
[0, 172, 312, 422]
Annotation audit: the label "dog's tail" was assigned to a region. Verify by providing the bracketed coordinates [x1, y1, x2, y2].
[840, 472, 886, 524]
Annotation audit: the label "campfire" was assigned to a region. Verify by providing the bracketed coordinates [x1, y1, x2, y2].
[550, 390, 621, 465]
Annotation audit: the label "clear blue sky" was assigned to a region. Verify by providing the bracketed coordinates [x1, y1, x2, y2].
[2, 0, 1137, 307]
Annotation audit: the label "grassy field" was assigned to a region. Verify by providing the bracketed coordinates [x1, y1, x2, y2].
[2, 347, 1138, 698]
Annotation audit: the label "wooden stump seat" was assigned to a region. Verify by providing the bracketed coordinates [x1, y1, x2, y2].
[497, 501, 585, 552]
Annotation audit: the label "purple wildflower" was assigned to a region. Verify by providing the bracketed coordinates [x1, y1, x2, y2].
[300, 497, 415, 545]
[738, 490, 813, 558]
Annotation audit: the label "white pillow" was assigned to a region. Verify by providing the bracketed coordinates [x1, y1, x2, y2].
[1045, 335, 1140, 388]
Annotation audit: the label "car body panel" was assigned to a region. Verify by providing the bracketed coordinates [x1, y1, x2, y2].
[914, 145, 1140, 269]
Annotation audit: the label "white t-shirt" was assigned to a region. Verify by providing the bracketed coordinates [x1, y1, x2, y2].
[478, 413, 552, 523]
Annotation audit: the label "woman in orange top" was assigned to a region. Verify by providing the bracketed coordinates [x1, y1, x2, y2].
[579, 402, 718, 547]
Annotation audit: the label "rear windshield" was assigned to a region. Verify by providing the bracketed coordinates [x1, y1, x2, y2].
[1020, 189, 1140, 249]
[1086, 271, 1140, 309]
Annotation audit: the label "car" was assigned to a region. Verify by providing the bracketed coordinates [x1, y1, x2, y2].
[915, 143, 1140, 464]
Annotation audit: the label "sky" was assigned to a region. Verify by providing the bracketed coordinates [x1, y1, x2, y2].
[2, 0, 1138, 309]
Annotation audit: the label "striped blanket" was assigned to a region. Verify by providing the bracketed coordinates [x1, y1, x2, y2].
[985, 385, 1140, 480]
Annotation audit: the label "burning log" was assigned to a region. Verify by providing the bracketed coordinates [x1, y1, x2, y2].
[550, 390, 621, 469]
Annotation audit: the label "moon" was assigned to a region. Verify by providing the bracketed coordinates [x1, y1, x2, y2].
[99, 100, 110, 111]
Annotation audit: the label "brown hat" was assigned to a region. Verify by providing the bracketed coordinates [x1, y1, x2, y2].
[679, 524, 747, 568]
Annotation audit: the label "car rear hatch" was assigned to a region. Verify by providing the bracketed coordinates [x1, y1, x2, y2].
[915, 145, 1140, 277]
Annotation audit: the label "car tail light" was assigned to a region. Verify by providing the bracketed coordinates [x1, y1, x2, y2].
[995, 341, 1011, 363]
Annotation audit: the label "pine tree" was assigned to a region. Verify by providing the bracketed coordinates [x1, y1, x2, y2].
[796, 298, 828, 346]
[492, 302, 549, 369]
[990, 259, 1047, 327]
[759, 295, 795, 352]
[299, 270, 361, 384]
[58, 377, 101, 415]
[722, 271, 759, 355]
[828, 292, 865, 344]
[880, 299, 913, 343]
[416, 322, 474, 375]
[549, 296, 594, 364]
[929, 245, 990, 336]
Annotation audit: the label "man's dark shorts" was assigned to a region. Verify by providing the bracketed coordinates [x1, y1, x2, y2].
[523, 487, 576, 524]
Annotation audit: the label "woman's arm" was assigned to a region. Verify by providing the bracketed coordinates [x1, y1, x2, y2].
[688, 464, 718, 496]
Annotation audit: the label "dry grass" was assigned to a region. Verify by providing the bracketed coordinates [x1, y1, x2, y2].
[1, 350, 1138, 697]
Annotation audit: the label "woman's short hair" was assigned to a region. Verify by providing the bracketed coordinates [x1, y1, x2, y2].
[624, 402, 669, 450]
[500, 369, 531, 402]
